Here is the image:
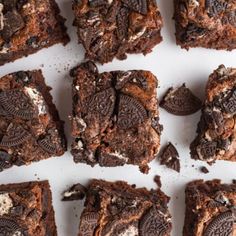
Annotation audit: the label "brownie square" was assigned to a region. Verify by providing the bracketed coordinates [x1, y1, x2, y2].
[0, 70, 66, 171]
[0, 0, 70, 66]
[190, 65, 236, 163]
[183, 179, 236, 236]
[70, 61, 162, 173]
[75, 179, 172, 236]
[0, 180, 57, 235]
[72, 0, 163, 64]
[174, 0, 236, 50]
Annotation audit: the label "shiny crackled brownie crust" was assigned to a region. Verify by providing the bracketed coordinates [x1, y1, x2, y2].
[183, 179, 236, 236]
[0, 70, 66, 171]
[0, 180, 57, 236]
[70, 61, 162, 173]
[77, 179, 172, 236]
[191, 65, 236, 163]
[174, 0, 236, 50]
[72, 0, 163, 64]
[0, 0, 70, 66]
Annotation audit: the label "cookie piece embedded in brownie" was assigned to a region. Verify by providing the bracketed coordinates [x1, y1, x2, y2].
[72, 0, 163, 64]
[0, 0, 70, 66]
[183, 179, 236, 236]
[174, 0, 236, 50]
[0, 70, 66, 171]
[73, 179, 172, 236]
[70, 61, 162, 173]
[0, 180, 57, 235]
[190, 65, 236, 163]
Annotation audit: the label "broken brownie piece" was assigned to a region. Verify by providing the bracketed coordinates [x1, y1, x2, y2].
[72, 0, 163, 64]
[159, 142, 180, 172]
[174, 0, 236, 50]
[183, 179, 236, 236]
[191, 65, 236, 163]
[70, 61, 162, 173]
[73, 179, 172, 236]
[0, 180, 57, 235]
[160, 84, 202, 116]
[0, 0, 69, 66]
[0, 70, 66, 171]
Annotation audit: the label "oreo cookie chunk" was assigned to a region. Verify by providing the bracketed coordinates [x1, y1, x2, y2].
[0, 70, 66, 171]
[0, 0, 69, 66]
[191, 65, 236, 164]
[160, 84, 202, 116]
[183, 179, 236, 236]
[70, 61, 162, 173]
[0, 180, 57, 235]
[174, 0, 236, 51]
[72, 0, 163, 64]
[69, 179, 172, 236]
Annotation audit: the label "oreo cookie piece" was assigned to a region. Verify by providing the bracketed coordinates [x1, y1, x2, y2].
[62, 183, 87, 201]
[160, 84, 202, 116]
[71, 61, 161, 173]
[159, 142, 180, 172]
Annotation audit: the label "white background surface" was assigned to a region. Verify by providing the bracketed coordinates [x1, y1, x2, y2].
[1, 0, 236, 235]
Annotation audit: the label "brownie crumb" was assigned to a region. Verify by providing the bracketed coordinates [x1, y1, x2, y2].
[200, 166, 209, 174]
[154, 175, 162, 188]
[62, 183, 87, 201]
[232, 180, 236, 184]
[160, 84, 202, 116]
[159, 142, 180, 172]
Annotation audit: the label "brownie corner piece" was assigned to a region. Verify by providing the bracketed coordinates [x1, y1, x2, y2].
[0, 0, 70, 66]
[0, 180, 57, 235]
[77, 179, 172, 235]
[0, 70, 66, 171]
[174, 0, 236, 50]
[190, 65, 236, 163]
[70, 61, 162, 173]
[183, 179, 236, 236]
[72, 0, 163, 64]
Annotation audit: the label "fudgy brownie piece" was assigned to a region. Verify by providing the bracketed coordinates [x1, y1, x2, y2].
[174, 0, 236, 50]
[72, 0, 163, 64]
[0, 70, 66, 171]
[0, 0, 69, 66]
[191, 65, 236, 163]
[0, 180, 57, 235]
[70, 61, 162, 173]
[74, 179, 172, 236]
[183, 179, 236, 236]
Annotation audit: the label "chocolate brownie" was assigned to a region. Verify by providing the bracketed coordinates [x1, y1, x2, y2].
[0, 70, 66, 171]
[72, 0, 163, 64]
[70, 61, 162, 173]
[174, 0, 236, 50]
[0, 180, 57, 235]
[191, 65, 236, 163]
[183, 179, 236, 236]
[0, 0, 69, 66]
[70, 179, 172, 236]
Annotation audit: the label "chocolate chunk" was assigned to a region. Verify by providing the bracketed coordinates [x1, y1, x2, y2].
[0, 124, 31, 147]
[203, 211, 233, 235]
[154, 175, 162, 188]
[200, 166, 209, 174]
[79, 212, 98, 235]
[62, 183, 87, 201]
[0, 218, 26, 235]
[116, 7, 129, 40]
[88, 88, 116, 118]
[0, 90, 36, 120]
[160, 84, 202, 116]
[139, 207, 171, 236]
[121, 0, 147, 15]
[1, 10, 25, 41]
[159, 143, 180, 172]
[117, 94, 147, 129]
[0, 150, 11, 171]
